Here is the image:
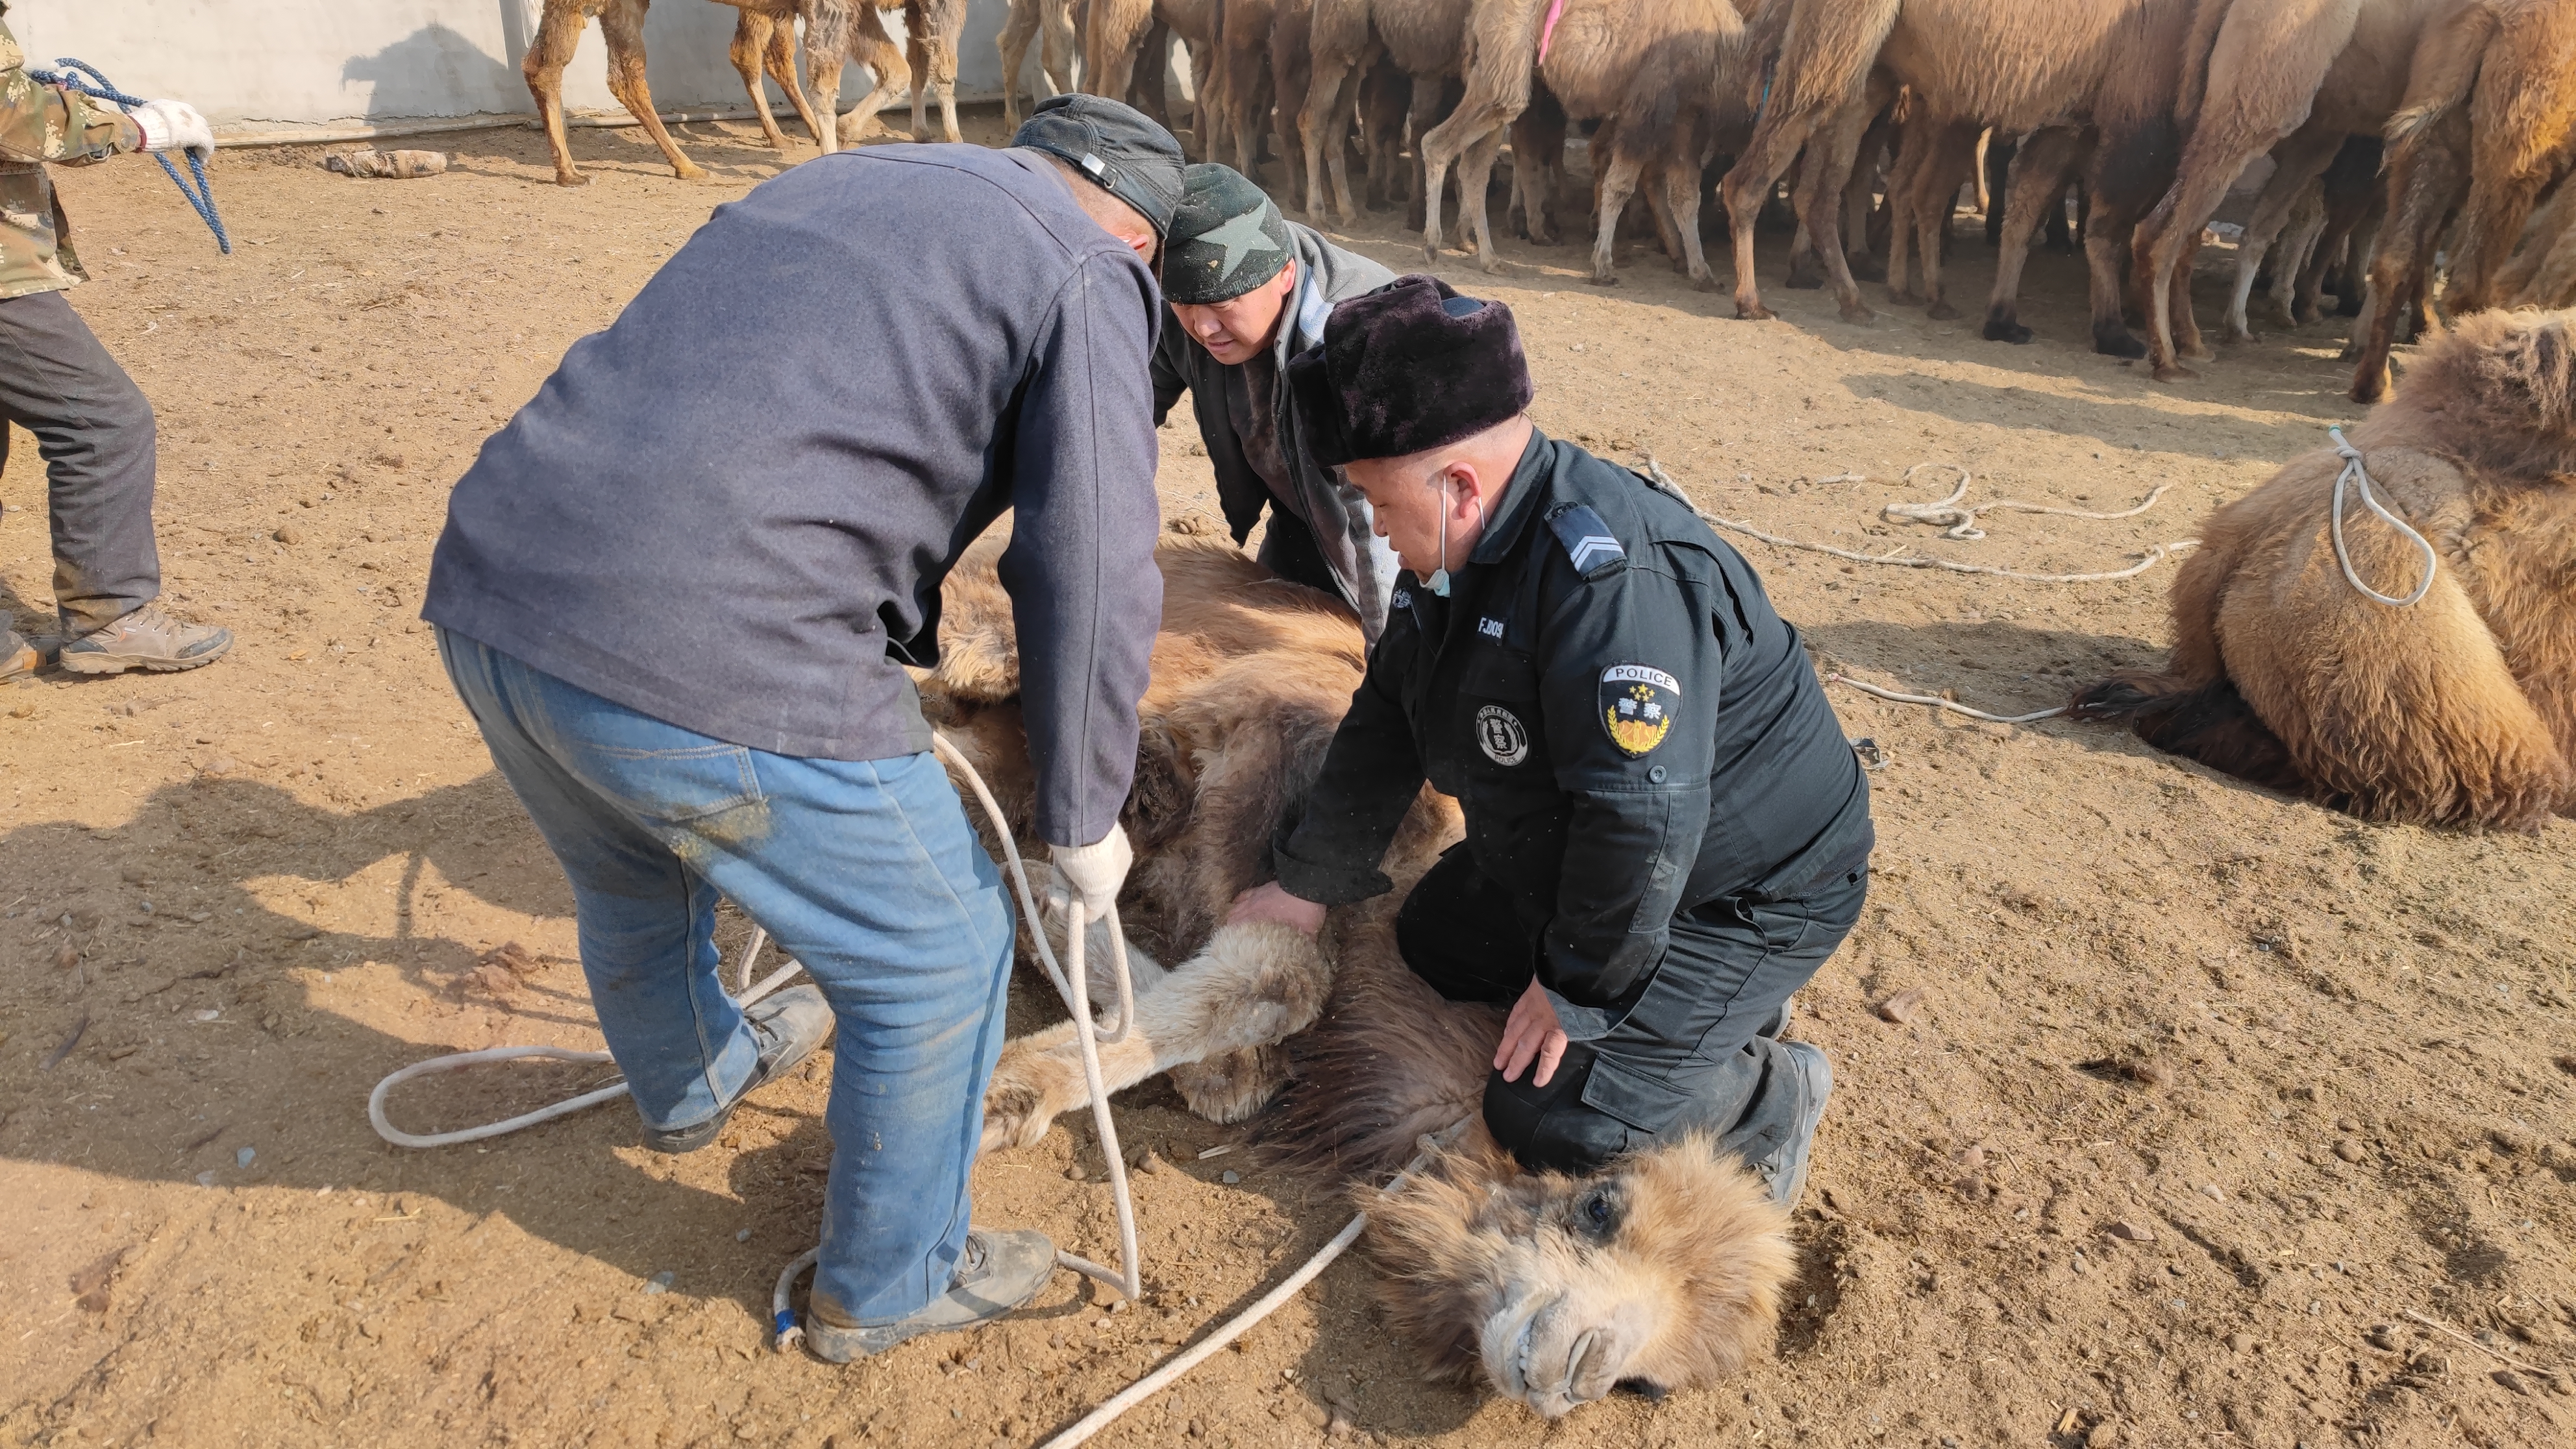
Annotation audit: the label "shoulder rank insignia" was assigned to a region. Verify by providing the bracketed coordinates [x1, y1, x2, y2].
[1600, 664, 1679, 757]
[1546, 504, 1626, 579]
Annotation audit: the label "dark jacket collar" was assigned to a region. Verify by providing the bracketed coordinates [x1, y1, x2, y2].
[1468, 427, 1553, 566]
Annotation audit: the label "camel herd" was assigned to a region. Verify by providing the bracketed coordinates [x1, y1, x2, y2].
[528, 0, 2576, 406]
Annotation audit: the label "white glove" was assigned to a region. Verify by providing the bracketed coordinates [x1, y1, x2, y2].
[1050, 823, 1133, 918]
[128, 99, 215, 156]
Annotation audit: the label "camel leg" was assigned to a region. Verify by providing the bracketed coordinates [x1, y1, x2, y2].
[2445, 167, 2554, 317]
[1588, 148, 1649, 286]
[832, 5, 913, 145]
[1190, 34, 1225, 165]
[1719, 111, 1823, 322]
[2268, 188, 2330, 327]
[1804, 80, 1889, 324]
[1300, 52, 1367, 228]
[596, 0, 706, 181]
[1459, 127, 1513, 275]
[1982, 125, 2085, 344]
[1419, 66, 1522, 266]
[730, 12, 792, 151]
[921, 0, 965, 144]
[1916, 121, 1979, 320]
[1882, 121, 1929, 306]
[523, 0, 592, 186]
[1666, 146, 1716, 290]
[979, 923, 1328, 1153]
[763, 17, 826, 148]
[2170, 233, 2209, 361]
[1844, 112, 1892, 282]
[998, 0, 1039, 129]
[2351, 124, 2470, 403]
[2223, 124, 2344, 343]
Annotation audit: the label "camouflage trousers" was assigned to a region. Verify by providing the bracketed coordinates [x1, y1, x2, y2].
[0, 289, 160, 637]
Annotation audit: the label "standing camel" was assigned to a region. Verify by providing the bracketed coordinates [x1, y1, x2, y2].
[1415, 0, 1753, 285]
[2350, 0, 2576, 402]
[1716, 0, 2197, 351]
[2128, 0, 2449, 383]
[999, 0, 1080, 128]
[1300, 0, 1476, 227]
[524, 0, 712, 185]
[1085, 0, 1224, 156]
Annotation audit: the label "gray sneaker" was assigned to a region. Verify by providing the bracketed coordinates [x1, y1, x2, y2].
[57, 602, 232, 675]
[1, 629, 38, 683]
[643, 984, 834, 1154]
[804, 1228, 1059, 1363]
[1714, 1036, 1832, 1211]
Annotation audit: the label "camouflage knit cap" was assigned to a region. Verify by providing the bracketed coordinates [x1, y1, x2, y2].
[1164, 164, 1292, 305]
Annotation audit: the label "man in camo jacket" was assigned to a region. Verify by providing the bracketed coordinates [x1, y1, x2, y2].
[0, 6, 232, 681]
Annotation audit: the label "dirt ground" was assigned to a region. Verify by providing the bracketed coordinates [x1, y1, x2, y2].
[4, 105, 2573, 1449]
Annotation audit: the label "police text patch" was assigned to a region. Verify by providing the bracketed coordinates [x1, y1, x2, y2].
[1475, 704, 1530, 766]
[1600, 664, 1679, 757]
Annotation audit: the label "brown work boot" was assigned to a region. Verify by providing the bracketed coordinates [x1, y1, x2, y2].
[56, 602, 232, 676]
[1, 628, 40, 683]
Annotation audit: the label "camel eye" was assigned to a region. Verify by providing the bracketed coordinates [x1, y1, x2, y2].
[1582, 1189, 1615, 1231]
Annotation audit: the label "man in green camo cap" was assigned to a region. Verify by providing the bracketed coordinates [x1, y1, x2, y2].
[1150, 163, 1400, 641]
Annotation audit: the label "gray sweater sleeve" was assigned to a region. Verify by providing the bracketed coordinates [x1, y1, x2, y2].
[997, 248, 1167, 847]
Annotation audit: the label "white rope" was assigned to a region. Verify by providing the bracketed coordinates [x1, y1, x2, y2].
[1642, 458, 2195, 584]
[367, 731, 1147, 1321]
[1034, 1128, 1462, 1449]
[365, 942, 800, 1149]
[1877, 462, 2172, 539]
[1826, 673, 2069, 724]
[2327, 427, 2437, 607]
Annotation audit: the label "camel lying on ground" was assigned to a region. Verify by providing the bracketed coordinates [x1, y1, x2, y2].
[921, 526, 1796, 1418]
[1413, 0, 1753, 286]
[2074, 308, 2576, 830]
[2349, 0, 2576, 403]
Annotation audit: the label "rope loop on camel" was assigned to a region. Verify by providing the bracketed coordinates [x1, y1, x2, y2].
[29, 59, 230, 255]
[2327, 427, 2437, 608]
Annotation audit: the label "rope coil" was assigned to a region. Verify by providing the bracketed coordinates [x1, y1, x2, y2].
[2327, 427, 2436, 607]
[28, 58, 230, 255]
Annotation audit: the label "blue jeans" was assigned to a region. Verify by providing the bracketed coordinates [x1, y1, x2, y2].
[436, 628, 1015, 1326]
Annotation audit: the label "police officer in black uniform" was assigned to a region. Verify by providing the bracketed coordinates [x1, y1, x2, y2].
[1228, 275, 1874, 1202]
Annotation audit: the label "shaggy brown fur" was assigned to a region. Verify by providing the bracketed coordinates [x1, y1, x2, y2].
[1413, 0, 1753, 286]
[2074, 308, 2576, 828]
[2349, 0, 2576, 404]
[935, 525, 1796, 1418]
[1300, 0, 1476, 227]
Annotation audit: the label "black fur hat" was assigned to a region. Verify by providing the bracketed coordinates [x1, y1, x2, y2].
[1285, 275, 1533, 466]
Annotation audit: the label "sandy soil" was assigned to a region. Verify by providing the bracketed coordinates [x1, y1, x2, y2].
[3, 107, 2573, 1449]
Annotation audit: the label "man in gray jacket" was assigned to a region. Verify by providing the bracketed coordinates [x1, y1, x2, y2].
[1152, 165, 1398, 640]
[424, 97, 1181, 1363]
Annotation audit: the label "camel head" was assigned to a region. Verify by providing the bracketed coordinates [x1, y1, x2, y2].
[1365, 1130, 1795, 1418]
[2398, 307, 2576, 466]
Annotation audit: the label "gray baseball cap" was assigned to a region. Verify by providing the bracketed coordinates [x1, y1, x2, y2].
[1009, 94, 1185, 240]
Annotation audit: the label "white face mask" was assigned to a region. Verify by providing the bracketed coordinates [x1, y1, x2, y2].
[1424, 470, 1481, 599]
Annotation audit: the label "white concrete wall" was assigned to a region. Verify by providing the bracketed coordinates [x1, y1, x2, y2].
[8, 0, 1017, 133]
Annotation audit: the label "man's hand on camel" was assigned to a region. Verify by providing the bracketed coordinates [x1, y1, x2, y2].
[1226, 880, 1326, 935]
[1496, 976, 1568, 1087]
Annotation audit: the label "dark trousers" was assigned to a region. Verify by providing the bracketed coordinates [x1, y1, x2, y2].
[0, 289, 160, 636]
[1396, 845, 1868, 1174]
[1254, 506, 1335, 598]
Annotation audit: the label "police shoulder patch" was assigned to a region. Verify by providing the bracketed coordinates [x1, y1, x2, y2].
[1600, 663, 1680, 757]
[1546, 504, 1626, 579]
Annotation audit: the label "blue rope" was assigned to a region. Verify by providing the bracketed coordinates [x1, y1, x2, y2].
[28, 57, 229, 256]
